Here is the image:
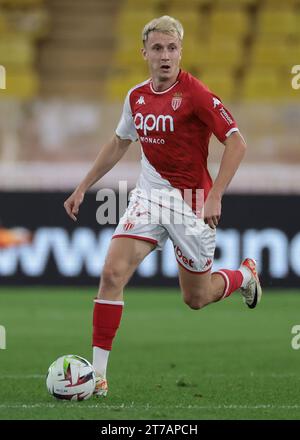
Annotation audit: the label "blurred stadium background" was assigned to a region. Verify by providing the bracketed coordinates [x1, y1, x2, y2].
[0, 0, 300, 420]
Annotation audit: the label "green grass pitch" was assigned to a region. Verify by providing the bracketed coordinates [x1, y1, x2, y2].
[0, 287, 300, 420]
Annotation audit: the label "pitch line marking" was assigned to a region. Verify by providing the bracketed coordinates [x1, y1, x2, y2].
[1, 403, 300, 410]
[0, 372, 297, 380]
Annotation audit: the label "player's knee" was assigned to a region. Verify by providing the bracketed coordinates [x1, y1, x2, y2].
[100, 264, 127, 290]
[183, 295, 209, 310]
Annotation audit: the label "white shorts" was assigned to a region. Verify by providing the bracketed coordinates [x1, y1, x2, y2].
[112, 190, 216, 274]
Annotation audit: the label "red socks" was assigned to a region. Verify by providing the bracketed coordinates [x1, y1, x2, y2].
[92, 299, 124, 351]
[214, 269, 243, 299]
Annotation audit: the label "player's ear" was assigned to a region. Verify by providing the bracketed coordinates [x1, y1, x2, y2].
[141, 47, 147, 60]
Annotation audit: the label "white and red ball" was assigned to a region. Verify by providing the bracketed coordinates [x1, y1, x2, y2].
[46, 355, 96, 401]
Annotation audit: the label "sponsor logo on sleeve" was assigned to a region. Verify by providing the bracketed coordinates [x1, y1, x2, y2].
[212, 96, 233, 125]
[212, 97, 221, 108]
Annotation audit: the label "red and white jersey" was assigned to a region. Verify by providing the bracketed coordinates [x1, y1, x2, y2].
[116, 70, 238, 210]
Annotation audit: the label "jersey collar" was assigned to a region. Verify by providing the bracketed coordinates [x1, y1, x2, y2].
[149, 70, 182, 95]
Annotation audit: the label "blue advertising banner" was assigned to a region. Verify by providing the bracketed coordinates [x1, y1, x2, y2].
[0, 192, 299, 287]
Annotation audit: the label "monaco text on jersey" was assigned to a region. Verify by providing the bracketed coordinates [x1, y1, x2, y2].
[139, 136, 165, 144]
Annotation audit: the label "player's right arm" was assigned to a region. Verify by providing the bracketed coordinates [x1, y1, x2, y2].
[64, 135, 131, 221]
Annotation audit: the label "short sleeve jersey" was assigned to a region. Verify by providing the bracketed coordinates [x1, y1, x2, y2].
[116, 70, 238, 206]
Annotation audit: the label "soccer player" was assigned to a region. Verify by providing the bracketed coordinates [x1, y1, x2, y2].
[64, 16, 262, 397]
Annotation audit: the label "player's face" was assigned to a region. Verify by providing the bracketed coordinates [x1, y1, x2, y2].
[142, 31, 182, 85]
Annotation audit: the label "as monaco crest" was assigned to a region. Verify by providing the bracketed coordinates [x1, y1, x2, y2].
[123, 222, 134, 231]
[171, 93, 182, 111]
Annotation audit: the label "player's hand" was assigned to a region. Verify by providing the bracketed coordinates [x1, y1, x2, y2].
[64, 190, 85, 222]
[203, 192, 221, 229]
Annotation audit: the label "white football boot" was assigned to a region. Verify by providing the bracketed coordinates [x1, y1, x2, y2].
[240, 258, 262, 309]
[93, 376, 108, 397]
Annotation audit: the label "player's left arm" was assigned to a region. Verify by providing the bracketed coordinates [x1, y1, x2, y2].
[204, 131, 246, 229]
[191, 80, 246, 228]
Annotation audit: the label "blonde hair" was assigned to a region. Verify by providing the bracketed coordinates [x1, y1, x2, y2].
[142, 15, 184, 44]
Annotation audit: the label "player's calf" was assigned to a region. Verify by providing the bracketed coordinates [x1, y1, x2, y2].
[179, 267, 224, 310]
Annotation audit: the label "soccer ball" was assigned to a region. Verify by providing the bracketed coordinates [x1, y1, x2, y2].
[46, 354, 96, 401]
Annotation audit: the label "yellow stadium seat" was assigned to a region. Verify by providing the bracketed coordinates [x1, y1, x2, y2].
[251, 40, 286, 67]
[242, 69, 283, 100]
[198, 70, 235, 101]
[117, 11, 157, 41]
[280, 44, 300, 69]
[215, 0, 258, 5]
[182, 40, 243, 71]
[125, 0, 161, 8]
[168, 0, 209, 8]
[198, 40, 243, 69]
[257, 9, 298, 38]
[115, 57, 146, 71]
[114, 40, 146, 70]
[262, 0, 299, 6]
[10, 8, 49, 39]
[1, 68, 39, 99]
[0, 12, 8, 33]
[0, 0, 44, 7]
[0, 35, 35, 66]
[0, 9, 49, 40]
[296, 12, 300, 37]
[275, 70, 300, 101]
[167, 10, 201, 34]
[105, 72, 150, 101]
[210, 9, 250, 38]
[181, 41, 206, 71]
